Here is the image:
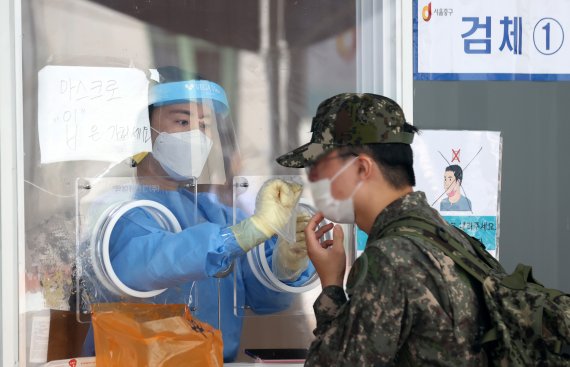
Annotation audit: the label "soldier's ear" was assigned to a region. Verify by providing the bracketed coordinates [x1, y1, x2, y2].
[357, 154, 374, 180]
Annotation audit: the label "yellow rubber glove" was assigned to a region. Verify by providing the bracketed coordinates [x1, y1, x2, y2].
[251, 179, 303, 237]
[272, 213, 311, 281]
[231, 179, 303, 252]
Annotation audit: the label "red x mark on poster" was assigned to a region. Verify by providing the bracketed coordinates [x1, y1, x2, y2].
[451, 149, 461, 162]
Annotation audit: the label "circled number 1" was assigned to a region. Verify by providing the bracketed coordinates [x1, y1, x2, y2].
[542, 22, 551, 50]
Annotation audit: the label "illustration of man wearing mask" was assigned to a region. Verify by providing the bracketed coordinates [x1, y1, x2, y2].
[81, 68, 313, 362]
[440, 164, 472, 212]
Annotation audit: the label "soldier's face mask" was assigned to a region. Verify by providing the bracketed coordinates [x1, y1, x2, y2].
[308, 156, 362, 223]
[151, 128, 213, 181]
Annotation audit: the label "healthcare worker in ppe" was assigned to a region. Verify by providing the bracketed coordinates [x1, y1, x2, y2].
[82, 70, 313, 362]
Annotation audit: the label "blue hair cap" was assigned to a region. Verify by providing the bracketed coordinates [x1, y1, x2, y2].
[149, 80, 229, 110]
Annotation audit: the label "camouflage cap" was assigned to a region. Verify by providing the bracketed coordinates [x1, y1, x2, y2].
[277, 93, 414, 168]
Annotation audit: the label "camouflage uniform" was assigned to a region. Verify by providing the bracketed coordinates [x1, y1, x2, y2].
[305, 191, 487, 366]
[276, 93, 486, 366]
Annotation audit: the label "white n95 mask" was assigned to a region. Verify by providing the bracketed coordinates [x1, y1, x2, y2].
[152, 130, 213, 181]
[308, 157, 362, 223]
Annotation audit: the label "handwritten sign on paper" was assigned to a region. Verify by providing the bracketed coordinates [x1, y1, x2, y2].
[38, 66, 152, 163]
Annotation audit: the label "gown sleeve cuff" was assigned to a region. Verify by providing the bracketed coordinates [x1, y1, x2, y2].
[205, 227, 246, 277]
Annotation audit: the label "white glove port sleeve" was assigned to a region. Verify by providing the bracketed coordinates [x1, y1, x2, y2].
[271, 213, 311, 281]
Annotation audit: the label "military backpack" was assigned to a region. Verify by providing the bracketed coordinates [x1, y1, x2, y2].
[380, 214, 570, 367]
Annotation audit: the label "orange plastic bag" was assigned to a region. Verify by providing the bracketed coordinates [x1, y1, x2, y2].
[92, 303, 223, 367]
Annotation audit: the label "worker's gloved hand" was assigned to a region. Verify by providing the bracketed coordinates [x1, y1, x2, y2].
[272, 213, 311, 281]
[231, 179, 303, 252]
[251, 179, 303, 237]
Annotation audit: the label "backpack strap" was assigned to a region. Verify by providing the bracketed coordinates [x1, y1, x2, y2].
[377, 214, 503, 354]
[378, 214, 570, 359]
[377, 214, 496, 284]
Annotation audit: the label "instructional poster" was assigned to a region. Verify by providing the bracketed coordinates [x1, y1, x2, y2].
[413, 130, 502, 257]
[356, 130, 502, 258]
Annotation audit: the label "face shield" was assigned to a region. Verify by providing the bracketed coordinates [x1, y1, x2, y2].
[145, 79, 239, 185]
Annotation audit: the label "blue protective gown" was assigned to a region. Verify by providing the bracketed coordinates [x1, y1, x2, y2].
[84, 186, 314, 361]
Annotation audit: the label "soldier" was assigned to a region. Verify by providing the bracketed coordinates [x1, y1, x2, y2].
[276, 93, 488, 366]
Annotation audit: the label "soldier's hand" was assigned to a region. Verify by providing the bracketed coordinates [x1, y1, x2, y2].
[305, 212, 346, 288]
